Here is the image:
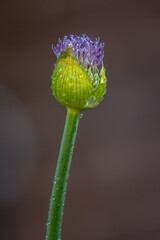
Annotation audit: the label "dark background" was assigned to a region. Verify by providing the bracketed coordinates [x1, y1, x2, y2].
[0, 0, 160, 239]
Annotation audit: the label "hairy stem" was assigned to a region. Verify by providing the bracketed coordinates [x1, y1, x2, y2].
[46, 107, 81, 240]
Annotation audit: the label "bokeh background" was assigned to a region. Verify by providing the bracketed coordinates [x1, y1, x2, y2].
[1, 0, 160, 239]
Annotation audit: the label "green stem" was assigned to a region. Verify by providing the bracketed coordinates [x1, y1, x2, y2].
[46, 107, 81, 240]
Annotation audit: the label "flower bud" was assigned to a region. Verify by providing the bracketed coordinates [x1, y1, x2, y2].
[51, 35, 107, 111]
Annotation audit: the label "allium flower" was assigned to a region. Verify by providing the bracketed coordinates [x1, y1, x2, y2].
[51, 34, 107, 110]
[46, 35, 108, 240]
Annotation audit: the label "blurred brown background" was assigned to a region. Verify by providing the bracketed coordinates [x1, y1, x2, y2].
[0, 0, 160, 239]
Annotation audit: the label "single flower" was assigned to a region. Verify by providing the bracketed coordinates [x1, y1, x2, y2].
[46, 35, 107, 240]
[51, 34, 107, 110]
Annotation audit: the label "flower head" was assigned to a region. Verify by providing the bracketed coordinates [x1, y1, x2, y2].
[52, 34, 104, 74]
[51, 34, 107, 110]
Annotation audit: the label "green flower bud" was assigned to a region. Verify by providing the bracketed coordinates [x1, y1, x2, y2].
[51, 35, 107, 111]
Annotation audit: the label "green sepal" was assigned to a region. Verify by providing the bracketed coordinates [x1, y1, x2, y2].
[51, 48, 93, 110]
[83, 66, 107, 110]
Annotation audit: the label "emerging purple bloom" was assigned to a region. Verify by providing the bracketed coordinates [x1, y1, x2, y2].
[52, 34, 104, 73]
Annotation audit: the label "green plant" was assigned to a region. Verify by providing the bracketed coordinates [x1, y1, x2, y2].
[46, 35, 107, 240]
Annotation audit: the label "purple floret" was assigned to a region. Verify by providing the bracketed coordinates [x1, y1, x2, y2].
[52, 34, 104, 73]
